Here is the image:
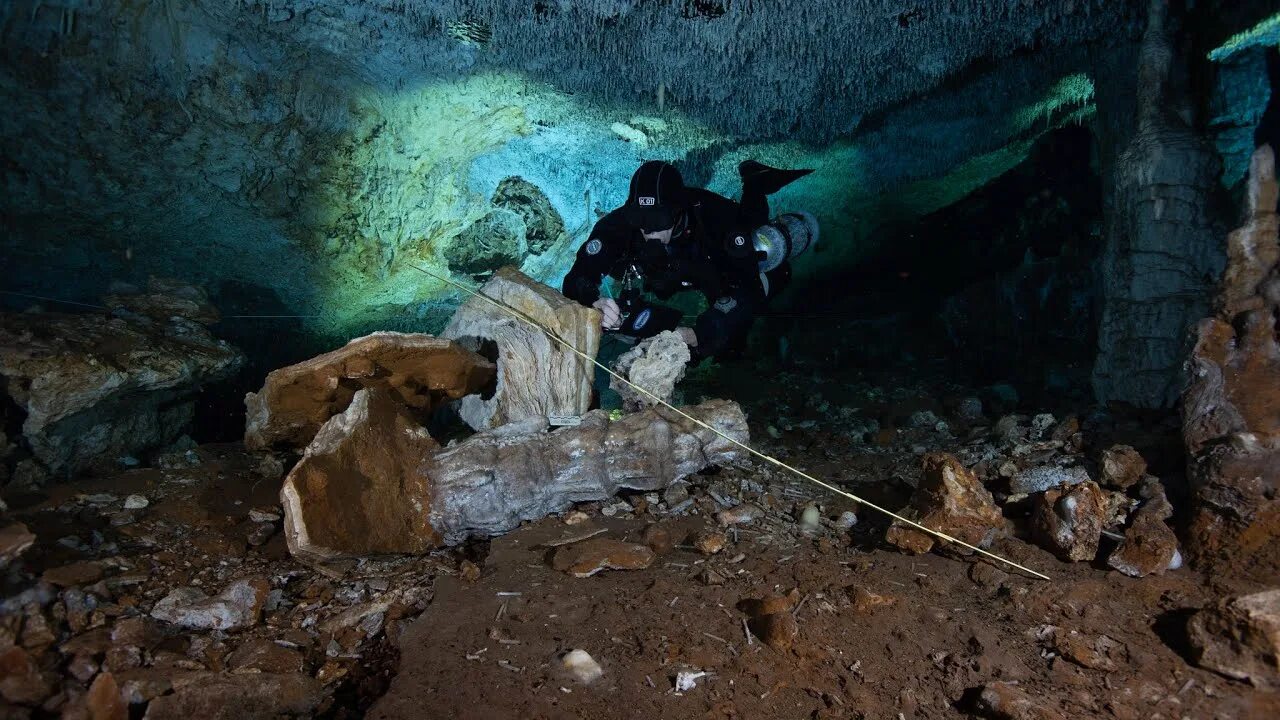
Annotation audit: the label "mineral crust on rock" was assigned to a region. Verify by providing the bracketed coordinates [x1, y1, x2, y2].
[441, 267, 600, 430]
[244, 332, 494, 451]
[282, 391, 747, 560]
[885, 452, 1003, 555]
[1181, 146, 1280, 577]
[1031, 481, 1106, 562]
[609, 330, 691, 411]
[0, 303, 244, 477]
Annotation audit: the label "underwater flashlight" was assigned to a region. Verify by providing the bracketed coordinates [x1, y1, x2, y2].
[753, 211, 819, 273]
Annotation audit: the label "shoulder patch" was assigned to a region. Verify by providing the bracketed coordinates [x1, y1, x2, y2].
[714, 296, 738, 313]
[585, 238, 603, 255]
[633, 308, 652, 329]
[725, 233, 752, 258]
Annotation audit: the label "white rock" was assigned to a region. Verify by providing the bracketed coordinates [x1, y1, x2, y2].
[675, 670, 708, 692]
[562, 649, 603, 683]
[836, 511, 858, 531]
[123, 495, 149, 510]
[798, 504, 821, 531]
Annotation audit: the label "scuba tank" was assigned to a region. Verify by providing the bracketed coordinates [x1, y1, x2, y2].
[752, 211, 819, 273]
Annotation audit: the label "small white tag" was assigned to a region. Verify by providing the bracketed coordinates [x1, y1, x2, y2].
[548, 415, 582, 427]
[638, 196, 656, 206]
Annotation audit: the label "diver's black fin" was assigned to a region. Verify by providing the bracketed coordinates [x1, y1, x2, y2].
[739, 159, 814, 195]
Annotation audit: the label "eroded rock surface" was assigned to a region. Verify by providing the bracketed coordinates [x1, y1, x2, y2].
[885, 453, 1003, 555]
[1188, 589, 1280, 688]
[244, 332, 494, 451]
[609, 331, 691, 411]
[441, 267, 600, 430]
[1031, 481, 1106, 562]
[1107, 479, 1179, 577]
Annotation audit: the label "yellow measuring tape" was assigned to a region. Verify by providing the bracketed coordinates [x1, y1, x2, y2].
[408, 263, 1049, 581]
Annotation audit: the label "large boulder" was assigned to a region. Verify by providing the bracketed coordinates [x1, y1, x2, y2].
[1030, 481, 1107, 562]
[1181, 146, 1280, 579]
[1187, 589, 1280, 688]
[281, 389, 747, 561]
[0, 304, 243, 478]
[885, 453, 1004, 555]
[244, 332, 494, 451]
[440, 267, 600, 430]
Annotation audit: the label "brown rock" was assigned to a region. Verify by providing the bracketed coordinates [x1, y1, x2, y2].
[1100, 445, 1146, 490]
[282, 391, 747, 560]
[970, 681, 1064, 720]
[738, 590, 800, 618]
[226, 639, 304, 674]
[110, 617, 166, 650]
[1187, 589, 1280, 688]
[850, 587, 896, 616]
[885, 453, 1003, 555]
[59, 628, 113, 658]
[244, 332, 494, 451]
[748, 613, 798, 652]
[42, 561, 104, 588]
[693, 530, 728, 556]
[0, 523, 36, 569]
[440, 267, 600, 430]
[141, 672, 323, 719]
[86, 672, 127, 720]
[717, 503, 764, 526]
[1181, 146, 1280, 575]
[67, 655, 99, 683]
[1107, 480, 1179, 577]
[114, 669, 182, 705]
[641, 524, 674, 554]
[550, 537, 656, 578]
[1031, 481, 1106, 562]
[0, 306, 243, 476]
[0, 646, 53, 705]
[19, 608, 56, 648]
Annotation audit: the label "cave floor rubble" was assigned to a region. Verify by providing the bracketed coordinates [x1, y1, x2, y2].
[2, 361, 1277, 719]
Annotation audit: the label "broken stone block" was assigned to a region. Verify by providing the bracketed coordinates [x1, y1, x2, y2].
[1009, 464, 1090, 496]
[440, 267, 600, 430]
[244, 332, 494, 451]
[86, 672, 128, 720]
[140, 671, 323, 720]
[885, 453, 1003, 555]
[150, 577, 269, 631]
[0, 307, 243, 477]
[609, 330, 691, 411]
[1187, 589, 1280, 688]
[969, 681, 1064, 720]
[227, 639, 304, 674]
[0, 646, 53, 705]
[550, 537, 656, 577]
[0, 522, 35, 569]
[102, 277, 221, 326]
[1107, 480, 1179, 577]
[281, 390, 747, 561]
[1031, 481, 1106, 562]
[1100, 445, 1146, 490]
[1181, 146, 1280, 576]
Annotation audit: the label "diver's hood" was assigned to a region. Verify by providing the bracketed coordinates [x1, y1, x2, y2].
[623, 160, 687, 231]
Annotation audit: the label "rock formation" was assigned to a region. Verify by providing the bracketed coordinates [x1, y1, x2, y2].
[1187, 589, 1280, 688]
[441, 267, 600, 430]
[243, 332, 495, 451]
[609, 331, 692, 411]
[1181, 145, 1280, 579]
[885, 453, 1004, 555]
[1106, 478, 1179, 577]
[282, 390, 747, 561]
[1031, 481, 1106, 562]
[0, 292, 244, 479]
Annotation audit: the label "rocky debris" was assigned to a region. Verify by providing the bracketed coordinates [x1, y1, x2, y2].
[150, 577, 270, 631]
[227, 638, 305, 673]
[693, 530, 728, 555]
[1031, 481, 1106, 562]
[885, 453, 1003, 555]
[609, 330, 691, 411]
[244, 332, 494, 451]
[86, 671, 128, 720]
[1187, 589, 1280, 688]
[1107, 480, 1179, 577]
[642, 524, 674, 554]
[102, 277, 221, 326]
[561, 650, 604, 683]
[1047, 629, 1126, 671]
[282, 390, 747, 560]
[491, 177, 565, 257]
[717, 502, 764, 525]
[42, 561, 104, 587]
[740, 591, 800, 651]
[0, 522, 36, 568]
[141, 672, 324, 719]
[1009, 464, 1090, 496]
[441, 267, 600, 430]
[0, 301, 244, 477]
[1182, 146, 1280, 575]
[1100, 445, 1146, 490]
[968, 681, 1064, 720]
[0, 645, 54, 705]
[550, 537, 656, 577]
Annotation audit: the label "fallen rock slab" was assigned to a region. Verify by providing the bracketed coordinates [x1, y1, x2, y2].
[441, 267, 600, 430]
[610, 330, 691, 411]
[150, 577, 269, 631]
[1031, 481, 1106, 562]
[886, 453, 1003, 555]
[1010, 464, 1090, 496]
[141, 672, 324, 720]
[1100, 445, 1147, 490]
[1107, 479, 1179, 577]
[244, 332, 494, 451]
[1187, 589, 1280, 688]
[282, 391, 747, 561]
[550, 537, 656, 577]
[0, 305, 243, 477]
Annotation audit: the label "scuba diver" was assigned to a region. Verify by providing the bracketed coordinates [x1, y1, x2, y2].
[562, 159, 818, 362]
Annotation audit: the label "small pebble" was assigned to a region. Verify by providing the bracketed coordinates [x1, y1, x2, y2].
[123, 495, 149, 510]
[562, 649, 603, 683]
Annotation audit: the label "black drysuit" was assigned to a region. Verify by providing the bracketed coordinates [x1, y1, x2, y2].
[561, 187, 787, 360]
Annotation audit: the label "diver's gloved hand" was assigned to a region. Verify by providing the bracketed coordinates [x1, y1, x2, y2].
[592, 298, 622, 330]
